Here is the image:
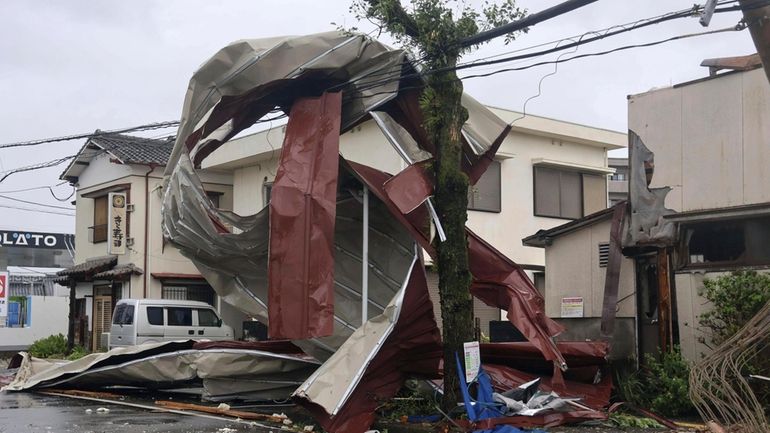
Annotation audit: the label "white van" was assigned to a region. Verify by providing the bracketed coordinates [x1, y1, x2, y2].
[109, 299, 234, 349]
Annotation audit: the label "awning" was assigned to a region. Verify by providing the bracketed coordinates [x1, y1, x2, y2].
[56, 256, 117, 282]
[92, 263, 143, 280]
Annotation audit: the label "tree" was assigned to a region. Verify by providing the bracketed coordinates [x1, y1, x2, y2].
[351, 0, 526, 410]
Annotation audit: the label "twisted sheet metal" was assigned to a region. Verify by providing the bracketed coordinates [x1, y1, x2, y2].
[689, 300, 770, 433]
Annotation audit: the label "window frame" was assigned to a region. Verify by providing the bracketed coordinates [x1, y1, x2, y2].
[679, 216, 770, 270]
[533, 166, 584, 220]
[467, 160, 502, 213]
[91, 196, 109, 243]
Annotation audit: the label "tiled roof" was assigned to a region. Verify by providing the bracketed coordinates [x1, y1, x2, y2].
[93, 263, 143, 280]
[57, 256, 117, 277]
[91, 133, 174, 165]
[60, 132, 175, 181]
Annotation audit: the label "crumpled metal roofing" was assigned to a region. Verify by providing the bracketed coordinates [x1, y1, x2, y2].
[160, 31, 566, 433]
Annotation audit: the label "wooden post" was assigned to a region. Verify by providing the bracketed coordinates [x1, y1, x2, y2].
[66, 278, 76, 354]
[656, 248, 673, 352]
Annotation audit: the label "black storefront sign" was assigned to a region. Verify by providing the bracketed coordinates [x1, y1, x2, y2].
[0, 230, 74, 250]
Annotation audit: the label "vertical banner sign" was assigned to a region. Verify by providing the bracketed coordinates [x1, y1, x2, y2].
[108, 192, 127, 255]
[463, 341, 481, 383]
[0, 272, 8, 317]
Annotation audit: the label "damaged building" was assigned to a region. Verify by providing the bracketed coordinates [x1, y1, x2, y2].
[523, 54, 770, 363]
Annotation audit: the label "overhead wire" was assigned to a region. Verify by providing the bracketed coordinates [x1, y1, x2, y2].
[0, 0, 754, 186]
[0, 194, 75, 211]
[0, 121, 179, 150]
[0, 203, 75, 217]
[0, 181, 68, 194]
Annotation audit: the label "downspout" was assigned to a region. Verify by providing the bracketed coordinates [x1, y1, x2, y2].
[142, 164, 157, 298]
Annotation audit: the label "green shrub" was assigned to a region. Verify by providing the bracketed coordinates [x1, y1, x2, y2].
[618, 347, 694, 417]
[699, 270, 770, 347]
[27, 334, 68, 358]
[27, 334, 88, 360]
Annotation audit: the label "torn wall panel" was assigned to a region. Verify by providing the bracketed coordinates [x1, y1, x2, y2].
[625, 131, 676, 247]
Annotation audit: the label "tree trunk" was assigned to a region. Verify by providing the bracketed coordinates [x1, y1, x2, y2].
[424, 67, 475, 411]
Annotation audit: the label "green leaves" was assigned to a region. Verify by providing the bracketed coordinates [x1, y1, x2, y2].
[699, 270, 770, 347]
[618, 347, 695, 417]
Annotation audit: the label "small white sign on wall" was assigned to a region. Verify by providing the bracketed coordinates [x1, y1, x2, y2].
[561, 296, 584, 318]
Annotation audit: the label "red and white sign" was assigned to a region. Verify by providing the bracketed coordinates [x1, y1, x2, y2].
[0, 272, 8, 317]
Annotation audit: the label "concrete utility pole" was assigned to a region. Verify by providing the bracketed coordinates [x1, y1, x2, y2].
[740, 0, 770, 82]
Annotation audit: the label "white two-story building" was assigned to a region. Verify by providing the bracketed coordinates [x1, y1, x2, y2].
[58, 133, 245, 350]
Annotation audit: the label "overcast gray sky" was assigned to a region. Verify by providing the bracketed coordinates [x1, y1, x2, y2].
[0, 0, 756, 234]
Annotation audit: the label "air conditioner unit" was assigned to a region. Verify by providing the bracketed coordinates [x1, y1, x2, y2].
[100, 332, 111, 351]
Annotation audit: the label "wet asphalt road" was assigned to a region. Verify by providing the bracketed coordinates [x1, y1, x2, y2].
[0, 391, 268, 433]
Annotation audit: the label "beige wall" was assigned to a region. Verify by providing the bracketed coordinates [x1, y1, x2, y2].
[73, 154, 233, 305]
[628, 68, 770, 212]
[543, 218, 636, 319]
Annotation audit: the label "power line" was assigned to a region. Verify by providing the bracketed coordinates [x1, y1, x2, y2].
[0, 194, 75, 211]
[0, 181, 68, 194]
[0, 203, 75, 217]
[340, 22, 746, 104]
[0, 121, 179, 150]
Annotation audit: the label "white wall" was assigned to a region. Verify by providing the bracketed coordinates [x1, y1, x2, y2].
[544, 218, 636, 319]
[0, 296, 69, 351]
[628, 68, 770, 212]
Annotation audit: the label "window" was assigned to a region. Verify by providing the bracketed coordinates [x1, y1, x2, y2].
[205, 191, 222, 208]
[92, 196, 108, 243]
[162, 284, 216, 306]
[198, 309, 220, 327]
[534, 166, 607, 219]
[167, 307, 192, 326]
[598, 243, 610, 267]
[681, 216, 770, 269]
[468, 160, 501, 212]
[112, 304, 125, 325]
[533, 272, 545, 295]
[610, 173, 627, 181]
[111, 304, 134, 325]
[147, 307, 164, 326]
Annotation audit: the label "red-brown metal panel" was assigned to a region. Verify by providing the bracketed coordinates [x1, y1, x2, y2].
[268, 92, 341, 340]
[297, 259, 443, 433]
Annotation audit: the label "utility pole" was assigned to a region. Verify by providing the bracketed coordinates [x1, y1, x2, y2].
[739, 0, 770, 82]
[460, 0, 599, 48]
